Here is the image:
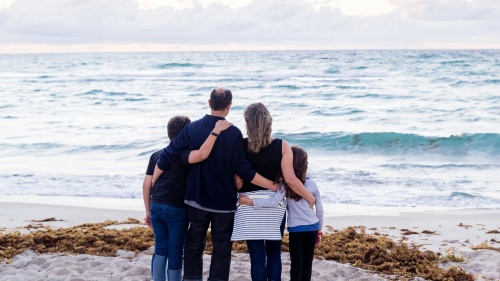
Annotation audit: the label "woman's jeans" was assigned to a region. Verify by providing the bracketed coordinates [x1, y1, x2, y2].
[150, 203, 189, 281]
[245, 214, 286, 281]
[288, 230, 318, 281]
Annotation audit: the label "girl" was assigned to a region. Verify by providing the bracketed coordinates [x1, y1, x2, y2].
[231, 103, 315, 281]
[239, 146, 324, 281]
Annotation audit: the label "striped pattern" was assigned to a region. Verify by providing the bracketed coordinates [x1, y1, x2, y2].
[231, 190, 286, 241]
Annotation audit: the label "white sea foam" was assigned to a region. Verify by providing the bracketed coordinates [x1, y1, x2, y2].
[0, 50, 499, 210]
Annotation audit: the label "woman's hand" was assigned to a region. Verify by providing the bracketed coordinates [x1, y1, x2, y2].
[238, 195, 254, 205]
[234, 174, 243, 190]
[213, 120, 232, 134]
[308, 196, 316, 209]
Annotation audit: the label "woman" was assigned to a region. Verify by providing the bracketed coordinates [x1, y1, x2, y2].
[231, 103, 315, 281]
[240, 146, 324, 281]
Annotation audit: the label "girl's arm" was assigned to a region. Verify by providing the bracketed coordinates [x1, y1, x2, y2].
[307, 178, 324, 246]
[152, 120, 232, 185]
[281, 140, 315, 207]
[239, 186, 286, 208]
[308, 179, 324, 229]
[142, 174, 153, 227]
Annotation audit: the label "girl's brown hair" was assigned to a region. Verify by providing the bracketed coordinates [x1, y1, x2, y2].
[244, 103, 273, 154]
[283, 146, 308, 201]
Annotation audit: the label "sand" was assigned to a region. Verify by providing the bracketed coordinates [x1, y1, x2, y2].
[1, 196, 499, 280]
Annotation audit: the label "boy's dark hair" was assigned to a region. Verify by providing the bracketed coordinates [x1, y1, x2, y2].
[209, 88, 232, 111]
[282, 146, 308, 201]
[167, 116, 191, 140]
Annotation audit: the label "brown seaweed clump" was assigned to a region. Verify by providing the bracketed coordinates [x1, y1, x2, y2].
[1, 222, 475, 281]
[301, 227, 473, 281]
[0, 218, 153, 261]
[206, 227, 474, 281]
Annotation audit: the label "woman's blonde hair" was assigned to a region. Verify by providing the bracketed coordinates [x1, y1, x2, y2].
[244, 103, 273, 154]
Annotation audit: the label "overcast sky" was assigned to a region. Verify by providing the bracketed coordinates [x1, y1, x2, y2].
[0, 0, 499, 53]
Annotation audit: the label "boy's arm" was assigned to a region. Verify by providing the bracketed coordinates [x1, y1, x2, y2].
[239, 187, 286, 208]
[188, 120, 232, 163]
[142, 174, 153, 227]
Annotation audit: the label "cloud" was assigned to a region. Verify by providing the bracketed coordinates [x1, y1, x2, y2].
[0, 0, 499, 51]
[387, 0, 500, 20]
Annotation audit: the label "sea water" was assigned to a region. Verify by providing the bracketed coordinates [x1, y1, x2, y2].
[0, 50, 499, 210]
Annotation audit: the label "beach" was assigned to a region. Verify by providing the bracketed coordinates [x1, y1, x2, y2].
[1, 196, 499, 280]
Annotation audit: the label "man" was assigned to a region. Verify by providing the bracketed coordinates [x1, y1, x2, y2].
[155, 88, 276, 281]
[145, 116, 231, 281]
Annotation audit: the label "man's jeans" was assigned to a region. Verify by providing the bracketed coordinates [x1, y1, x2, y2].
[150, 203, 189, 281]
[183, 206, 234, 281]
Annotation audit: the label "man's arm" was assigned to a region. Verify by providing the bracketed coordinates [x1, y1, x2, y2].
[231, 132, 278, 191]
[153, 121, 232, 186]
[250, 174, 278, 191]
[153, 125, 191, 186]
[156, 125, 189, 171]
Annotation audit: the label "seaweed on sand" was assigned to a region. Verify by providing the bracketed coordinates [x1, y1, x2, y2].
[1, 222, 474, 280]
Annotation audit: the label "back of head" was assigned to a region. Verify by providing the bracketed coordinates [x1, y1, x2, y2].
[167, 116, 191, 140]
[210, 88, 233, 111]
[244, 102, 272, 154]
[285, 146, 309, 201]
[290, 146, 308, 183]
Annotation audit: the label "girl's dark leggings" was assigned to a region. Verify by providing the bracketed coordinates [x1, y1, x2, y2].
[288, 230, 318, 281]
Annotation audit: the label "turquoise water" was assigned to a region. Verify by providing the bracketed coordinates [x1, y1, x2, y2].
[0, 50, 499, 209]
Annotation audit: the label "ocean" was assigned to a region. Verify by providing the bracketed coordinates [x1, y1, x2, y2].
[0, 50, 499, 210]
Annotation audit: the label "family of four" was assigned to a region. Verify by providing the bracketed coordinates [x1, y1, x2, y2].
[142, 88, 324, 281]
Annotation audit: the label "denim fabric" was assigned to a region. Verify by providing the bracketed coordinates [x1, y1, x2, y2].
[150, 202, 189, 280]
[245, 214, 286, 281]
[168, 269, 182, 281]
[152, 254, 167, 281]
[183, 206, 234, 281]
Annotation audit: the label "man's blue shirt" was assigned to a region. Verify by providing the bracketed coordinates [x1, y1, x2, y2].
[157, 114, 256, 211]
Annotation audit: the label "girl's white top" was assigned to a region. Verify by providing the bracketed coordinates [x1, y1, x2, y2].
[253, 178, 324, 230]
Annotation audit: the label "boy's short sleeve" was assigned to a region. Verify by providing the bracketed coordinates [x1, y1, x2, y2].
[145, 152, 158, 175]
[180, 150, 191, 165]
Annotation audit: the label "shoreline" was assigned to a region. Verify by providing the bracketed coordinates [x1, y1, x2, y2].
[1, 197, 499, 280]
[2, 194, 496, 215]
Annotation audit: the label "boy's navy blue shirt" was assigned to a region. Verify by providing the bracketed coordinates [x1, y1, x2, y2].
[146, 150, 190, 208]
[157, 114, 256, 212]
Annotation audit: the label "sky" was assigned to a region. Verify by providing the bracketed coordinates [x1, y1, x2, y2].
[0, 0, 499, 53]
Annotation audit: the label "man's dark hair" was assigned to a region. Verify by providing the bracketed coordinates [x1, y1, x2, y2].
[167, 116, 191, 140]
[209, 88, 232, 111]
